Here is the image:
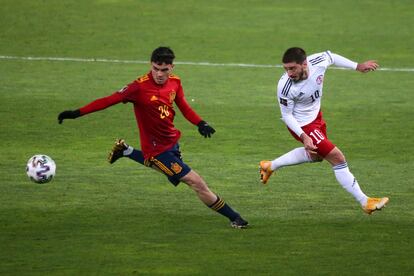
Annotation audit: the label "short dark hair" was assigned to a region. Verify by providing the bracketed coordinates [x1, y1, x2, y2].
[282, 47, 307, 64]
[151, 47, 175, 65]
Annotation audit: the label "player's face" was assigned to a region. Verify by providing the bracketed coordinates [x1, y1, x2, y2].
[283, 61, 308, 81]
[151, 62, 174, 85]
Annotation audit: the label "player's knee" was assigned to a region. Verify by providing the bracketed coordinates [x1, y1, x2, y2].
[181, 171, 207, 188]
[309, 152, 324, 162]
[333, 151, 346, 163]
[188, 181, 212, 198]
[325, 147, 346, 165]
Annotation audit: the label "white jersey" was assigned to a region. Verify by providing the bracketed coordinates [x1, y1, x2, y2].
[277, 50, 357, 136]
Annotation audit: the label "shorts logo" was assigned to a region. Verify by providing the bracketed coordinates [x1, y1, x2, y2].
[170, 162, 182, 174]
[316, 75, 324, 85]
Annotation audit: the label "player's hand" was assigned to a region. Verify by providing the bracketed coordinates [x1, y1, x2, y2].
[356, 60, 379, 73]
[197, 120, 216, 138]
[300, 133, 317, 154]
[58, 110, 81, 124]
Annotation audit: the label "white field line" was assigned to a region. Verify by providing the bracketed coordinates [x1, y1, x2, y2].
[1, 55, 413, 72]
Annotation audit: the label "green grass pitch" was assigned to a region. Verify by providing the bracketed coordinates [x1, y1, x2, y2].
[1, 0, 413, 275]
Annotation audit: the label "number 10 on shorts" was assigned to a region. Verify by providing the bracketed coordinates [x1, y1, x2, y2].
[309, 129, 325, 144]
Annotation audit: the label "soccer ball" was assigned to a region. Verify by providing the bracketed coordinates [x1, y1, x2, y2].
[26, 155, 56, 184]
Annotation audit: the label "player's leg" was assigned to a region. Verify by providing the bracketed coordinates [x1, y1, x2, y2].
[108, 139, 144, 165]
[180, 171, 248, 228]
[302, 124, 371, 208]
[325, 147, 389, 214]
[150, 144, 248, 228]
[272, 147, 321, 168]
[260, 147, 316, 184]
[325, 147, 368, 205]
[259, 125, 324, 184]
[179, 170, 216, 204]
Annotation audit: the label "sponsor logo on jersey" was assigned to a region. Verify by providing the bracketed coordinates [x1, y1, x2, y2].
[279, 97, 288, 106]
[150, 95, 158, 101]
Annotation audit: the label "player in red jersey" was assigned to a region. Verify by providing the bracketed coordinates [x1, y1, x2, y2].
[58, 47, 248, 228]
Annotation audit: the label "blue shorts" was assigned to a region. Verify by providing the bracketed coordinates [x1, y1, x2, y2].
[129, 143, 191, 186]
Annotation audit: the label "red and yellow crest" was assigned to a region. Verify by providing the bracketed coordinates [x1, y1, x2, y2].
[169, 91, 176, 103]
[170, 162, 182, 174]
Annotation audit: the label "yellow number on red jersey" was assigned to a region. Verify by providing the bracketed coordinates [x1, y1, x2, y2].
[158, 105, 170, 119]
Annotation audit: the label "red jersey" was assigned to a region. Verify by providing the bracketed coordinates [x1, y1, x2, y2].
[79, 72, 202, 159]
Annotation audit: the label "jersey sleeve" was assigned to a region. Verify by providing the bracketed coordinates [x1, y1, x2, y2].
[116, 80, 141, 103]
[79, 80, 139, 115]
[277, 77, 304, 137]
[330, 52, 358, 70]
[174, 83, 202, 125]
[307, 51, 334, 69]
[79, 92, 124, 115]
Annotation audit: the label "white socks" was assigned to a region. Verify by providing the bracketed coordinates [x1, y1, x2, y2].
[271, 147, 312, 171]
[123, 146, 133, 156]
[333, 162, 367, 206]
[270, 148, 368, 206]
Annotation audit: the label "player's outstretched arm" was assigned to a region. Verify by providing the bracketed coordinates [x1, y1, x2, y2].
[58, 110, 81, 124]
[356, 60, 379, 73]
[197, 120, 216, 138]
[58, 92, 125, 124]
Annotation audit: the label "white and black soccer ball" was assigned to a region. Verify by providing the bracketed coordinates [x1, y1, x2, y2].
[26, 155, 56, 184]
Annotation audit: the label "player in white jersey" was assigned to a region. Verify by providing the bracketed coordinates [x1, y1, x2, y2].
[259, 47, 389, 215]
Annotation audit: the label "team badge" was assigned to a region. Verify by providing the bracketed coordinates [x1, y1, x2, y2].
[316, 75, 324, 85]
[169, 91, 176, 103]
[170, 162, 182, 174]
